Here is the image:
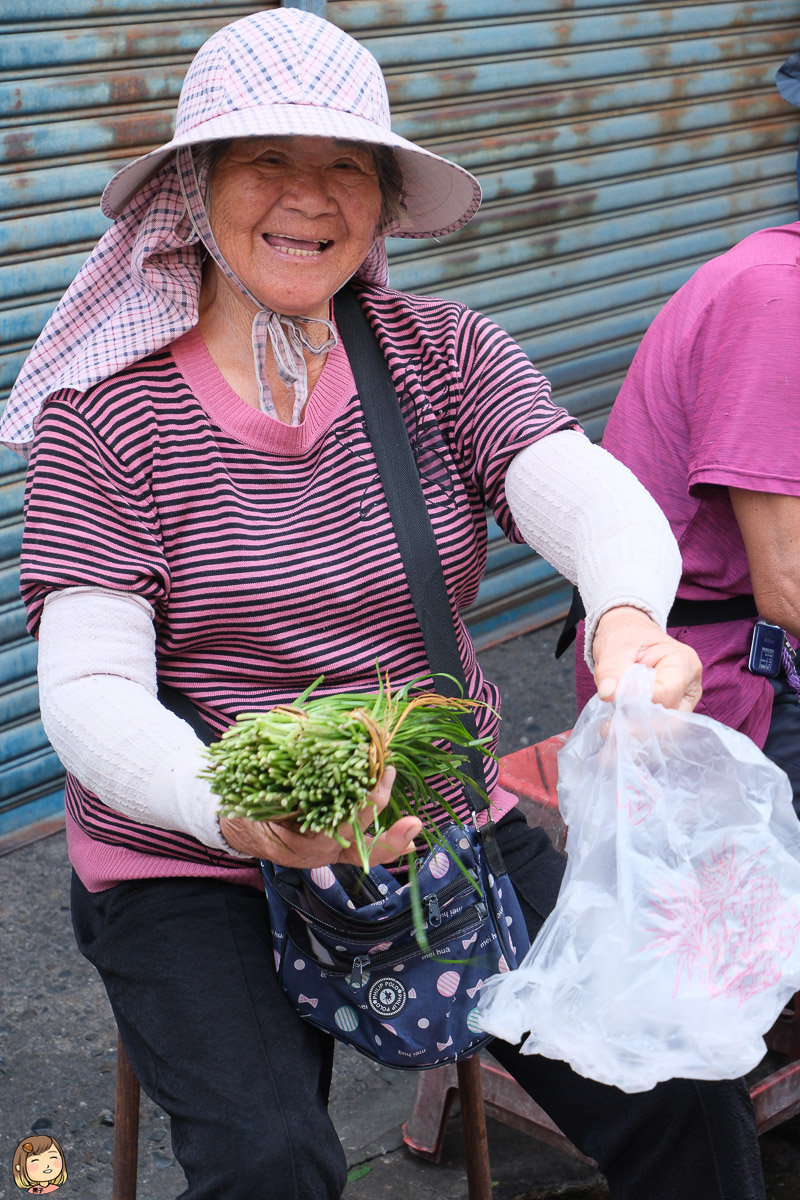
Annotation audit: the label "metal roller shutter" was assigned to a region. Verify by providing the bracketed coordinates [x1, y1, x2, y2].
[330, 0, 800, 644]
[0, 0, 271, 844]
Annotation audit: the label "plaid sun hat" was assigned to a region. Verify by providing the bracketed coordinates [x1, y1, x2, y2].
[0, 8, 481, 454]
[102, 7, 481, 237]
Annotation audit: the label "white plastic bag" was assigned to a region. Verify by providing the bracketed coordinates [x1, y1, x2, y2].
[476, 664, 800, 1092]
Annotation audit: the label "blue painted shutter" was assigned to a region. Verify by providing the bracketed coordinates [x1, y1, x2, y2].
[330, 0, 800, 644]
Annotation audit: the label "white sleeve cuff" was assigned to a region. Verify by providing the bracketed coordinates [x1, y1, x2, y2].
[37, 587, 248, 858]
[505, 430, 681, 668]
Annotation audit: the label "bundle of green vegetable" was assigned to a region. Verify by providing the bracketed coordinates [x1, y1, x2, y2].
[201, 671, 493, 869]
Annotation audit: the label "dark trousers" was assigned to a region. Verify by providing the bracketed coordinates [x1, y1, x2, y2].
[72, 808, 766, 1200]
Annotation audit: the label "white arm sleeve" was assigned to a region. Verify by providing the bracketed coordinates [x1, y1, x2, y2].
[37, 587, 246, 856]
[505, 430, 681, 668]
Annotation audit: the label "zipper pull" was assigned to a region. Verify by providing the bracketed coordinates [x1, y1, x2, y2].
[349, 955, 370, 990]
[425, 893, 442, 928]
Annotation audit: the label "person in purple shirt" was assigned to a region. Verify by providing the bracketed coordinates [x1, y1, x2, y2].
[573, 218, 800, 810]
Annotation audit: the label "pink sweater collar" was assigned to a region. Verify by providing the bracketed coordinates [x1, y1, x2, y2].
[171, 321, 356, 455]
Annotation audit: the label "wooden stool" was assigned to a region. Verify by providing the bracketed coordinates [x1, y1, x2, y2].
[113, 1033, 140, 1200]
[403, 1050, 596, 1179]
[110, 1037, 498, 1200]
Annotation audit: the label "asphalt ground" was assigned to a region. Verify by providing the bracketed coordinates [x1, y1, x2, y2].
[3, 623, 800, 1199]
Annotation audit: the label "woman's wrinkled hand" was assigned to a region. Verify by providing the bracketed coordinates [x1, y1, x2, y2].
[591, 606, 702, 712]
[218, 765, 422, 867]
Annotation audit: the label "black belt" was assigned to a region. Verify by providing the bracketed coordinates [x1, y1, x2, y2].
[555, 586, 758, 659]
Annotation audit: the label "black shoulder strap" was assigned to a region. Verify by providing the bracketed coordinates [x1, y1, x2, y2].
[157, 681, 216, 745]
[333, 286, 506, 874]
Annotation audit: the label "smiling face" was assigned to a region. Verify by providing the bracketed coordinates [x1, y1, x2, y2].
[25, 1146, 63, 1183]
[205, 136, 384, 320]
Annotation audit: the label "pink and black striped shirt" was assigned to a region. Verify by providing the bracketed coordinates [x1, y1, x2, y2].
[21, 285, 575, 888]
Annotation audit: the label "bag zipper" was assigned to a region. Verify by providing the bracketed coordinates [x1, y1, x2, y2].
[274, 871, 478, 942]
[424, 892, 442, 927]
[346, 901, 489, 988]
[285, 900, 489, 986]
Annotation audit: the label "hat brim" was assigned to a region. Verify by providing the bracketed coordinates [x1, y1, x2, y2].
[100, 105, 481, 238]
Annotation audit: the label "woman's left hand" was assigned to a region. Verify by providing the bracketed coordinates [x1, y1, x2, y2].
[591, 605, 702, 712]
[219, 766, 423, 867]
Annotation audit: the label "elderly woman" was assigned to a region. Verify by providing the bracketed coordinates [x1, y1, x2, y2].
[2, 9, 765, 1200]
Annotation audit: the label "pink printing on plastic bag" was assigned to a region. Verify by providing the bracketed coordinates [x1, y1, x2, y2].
[475, 664, 800, 1092]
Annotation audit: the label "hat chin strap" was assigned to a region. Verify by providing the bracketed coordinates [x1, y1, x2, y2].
[176, 147, 337, 422]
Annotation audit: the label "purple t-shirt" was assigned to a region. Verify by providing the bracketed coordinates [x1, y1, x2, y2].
[576, 222, 800, 745]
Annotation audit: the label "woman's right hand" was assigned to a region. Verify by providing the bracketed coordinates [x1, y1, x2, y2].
[591, 605, 702, 712]
[218, 766, 422, 868]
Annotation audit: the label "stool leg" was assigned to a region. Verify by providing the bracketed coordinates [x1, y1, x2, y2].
[113, 1032, 140, 1200]
[403, 1064, 459, 1161]
[456, 1055, 493, 1200]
